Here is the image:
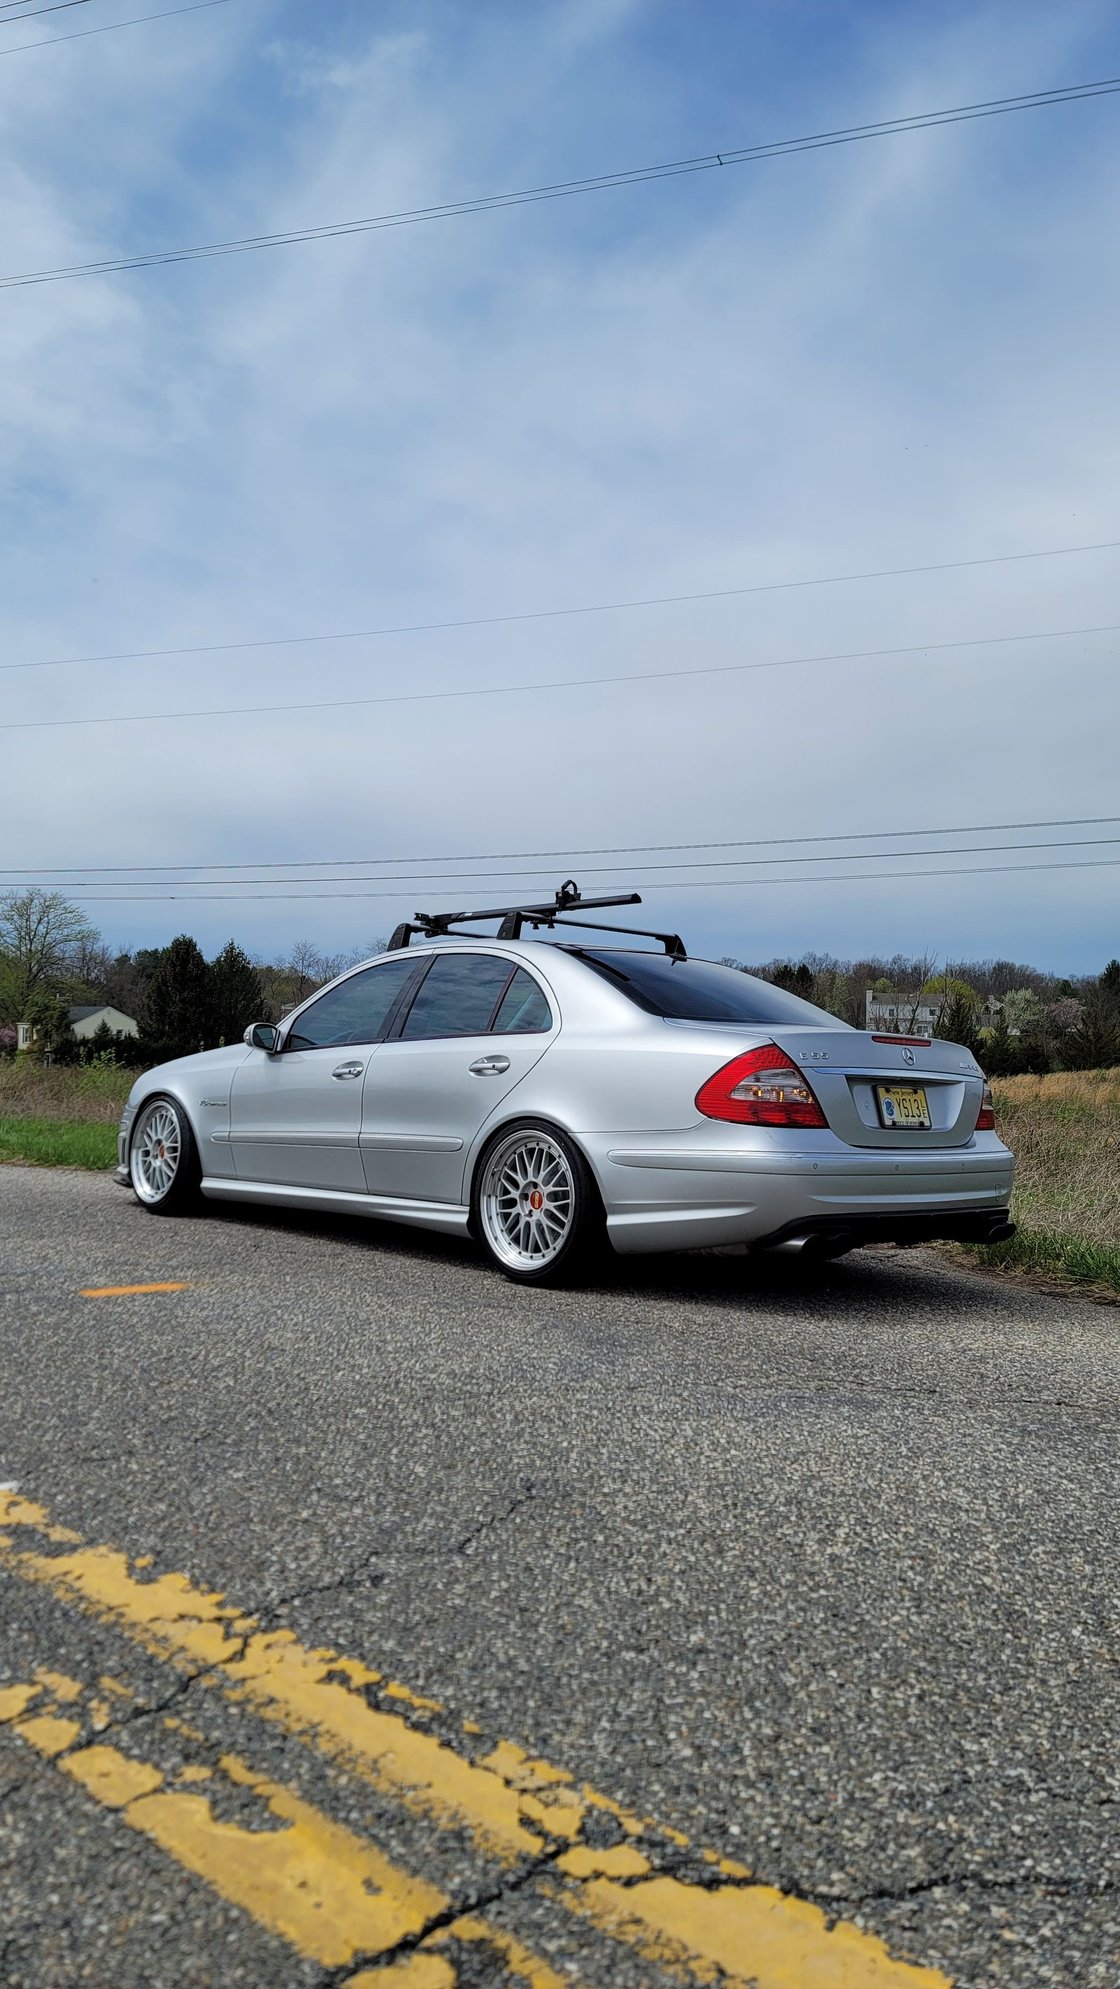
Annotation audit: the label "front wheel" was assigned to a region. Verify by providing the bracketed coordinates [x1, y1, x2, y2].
[129, 1096, 200, 1214]
[472, 1122, 604, 1286]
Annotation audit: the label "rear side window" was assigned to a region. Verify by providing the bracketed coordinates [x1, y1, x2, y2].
[493, 967, 552, 1034]
[572, 950, 846, 1027]
[400, 952, 517, 1040]
[285, 957, 418, 1050]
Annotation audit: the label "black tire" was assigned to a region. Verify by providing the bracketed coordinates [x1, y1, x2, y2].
[128, 1094, 201, 1215]
[471, 1119, 606, 1286]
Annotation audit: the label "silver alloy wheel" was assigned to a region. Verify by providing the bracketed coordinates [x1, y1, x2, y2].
[130, 1099, 183, 1206]
[479, 1129, 576, 1272]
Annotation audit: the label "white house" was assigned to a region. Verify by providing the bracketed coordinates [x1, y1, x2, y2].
[863, 990, 1002, 1040]
[864, 991, 941, 1039]
[16, 1004, 139, 1052]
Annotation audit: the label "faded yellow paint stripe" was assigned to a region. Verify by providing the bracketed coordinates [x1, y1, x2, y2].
[0, 1676, 517, 1978]
[0, 1490, 950, 1989]
[563, 1874, 934, 1987]
[349, 1913, 573, 1987]
[80, 1282, 190, 1298]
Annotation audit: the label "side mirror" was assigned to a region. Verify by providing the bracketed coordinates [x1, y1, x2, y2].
[245, 1022, 279, 1053]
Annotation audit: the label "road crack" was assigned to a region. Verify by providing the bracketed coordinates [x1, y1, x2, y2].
[313, 1839, 568, 1984]
[454, 1478, 540, 1558]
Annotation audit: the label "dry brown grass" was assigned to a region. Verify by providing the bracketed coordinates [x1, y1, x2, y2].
[0, 1059, 139, 1126]
[990, 1068, 1120, 1249]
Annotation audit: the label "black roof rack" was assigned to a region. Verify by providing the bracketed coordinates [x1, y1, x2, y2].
[387, 879, 686, 960]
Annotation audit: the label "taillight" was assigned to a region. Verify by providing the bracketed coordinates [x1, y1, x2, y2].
[696, 1045, 827, 1128]
[976, 1083, 996, 1131]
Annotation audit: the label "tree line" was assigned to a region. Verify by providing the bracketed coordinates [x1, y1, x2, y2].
[1, 887, 1116, 1073]
[0, 889, 386, 1064]
[733, 949, 1120, 1073]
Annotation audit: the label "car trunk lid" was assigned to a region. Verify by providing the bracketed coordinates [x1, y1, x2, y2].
[765, 1028, 987, 1148]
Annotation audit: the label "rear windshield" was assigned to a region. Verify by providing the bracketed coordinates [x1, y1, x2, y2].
[570, 949, 847, 1027]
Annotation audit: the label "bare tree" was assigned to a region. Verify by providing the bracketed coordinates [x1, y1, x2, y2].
[287, 940, 326, 1004]
[901, 952, 938, 1032]
[344, 936, 388, 967]
[0, 890, 98, 1021]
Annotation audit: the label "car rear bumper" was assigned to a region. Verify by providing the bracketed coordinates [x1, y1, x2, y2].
[591, 1137, 1014, 1254]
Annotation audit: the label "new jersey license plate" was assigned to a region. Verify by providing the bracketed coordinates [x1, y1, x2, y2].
[876, 1083, 931, 1130]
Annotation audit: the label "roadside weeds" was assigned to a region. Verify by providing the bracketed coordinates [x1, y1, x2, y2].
[0, 1118, 117, 1171]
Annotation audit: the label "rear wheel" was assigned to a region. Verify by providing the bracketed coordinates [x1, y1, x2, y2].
[129, 1096, 200, 1214]
[473, 1121, 604, 1285]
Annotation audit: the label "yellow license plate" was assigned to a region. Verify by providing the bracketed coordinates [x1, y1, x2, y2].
[876, 1084, 931, 1130]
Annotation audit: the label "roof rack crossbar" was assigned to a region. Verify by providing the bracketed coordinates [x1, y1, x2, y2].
[387, 880, 655, 954]
[541, 916, 687, 961]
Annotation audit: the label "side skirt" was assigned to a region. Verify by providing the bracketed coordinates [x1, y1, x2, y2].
[200, 1178, 471, 1236]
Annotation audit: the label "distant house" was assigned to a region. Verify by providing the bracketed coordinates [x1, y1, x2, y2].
[16, 1004, 139, 1052]
[864, 991, 941, 1039]
[864, 990, 1001, 1040]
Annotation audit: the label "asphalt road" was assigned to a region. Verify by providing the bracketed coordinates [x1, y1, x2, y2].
[0, 1165, 1117, 1989]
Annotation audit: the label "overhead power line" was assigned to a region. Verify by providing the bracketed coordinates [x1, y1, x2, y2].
[0, 0, 230, 54]
[4, 813, 1116, 880]
[1, 76, 1117, 289]
[5, 535, 1117, 677]
[0, 1, 90, 22]
[46, 857, 1120, 902]
[4, 618, 1117, 734]
[10, 835, 1120, 892]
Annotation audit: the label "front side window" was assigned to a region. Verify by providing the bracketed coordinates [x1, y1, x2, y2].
[400, 952, 521, 1040]
[285, 958, 418, 1051]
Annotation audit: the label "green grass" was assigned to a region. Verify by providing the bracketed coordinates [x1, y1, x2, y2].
[968, 1228, 1120, 1298]
[0, 1116, 118, 1170]
[954, 1068, 1120, 1301]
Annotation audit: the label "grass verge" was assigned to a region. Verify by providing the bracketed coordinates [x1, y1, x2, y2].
[964, 1229, 1120, 1299]
[0, 1059, 138, 1125]
[0, 1117, 118, 1171]
[954, 1068, 1120, 1303]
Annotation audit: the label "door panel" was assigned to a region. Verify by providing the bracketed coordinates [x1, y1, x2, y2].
[359, 953, 558, 1203]
[226, 956, 421, 1191]
[359, 1034, 551, 1202]
[228, 1047, 368, 1189]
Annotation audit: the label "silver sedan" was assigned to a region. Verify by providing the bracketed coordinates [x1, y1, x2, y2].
[116, 927, 1014, 1284]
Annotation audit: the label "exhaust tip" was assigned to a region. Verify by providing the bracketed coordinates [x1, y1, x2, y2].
[985, 1220, 1016, 1244]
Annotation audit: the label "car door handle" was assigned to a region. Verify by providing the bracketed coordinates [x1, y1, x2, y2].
[331, 1061, 365, 1079]
[469, 1055, 510, 1075]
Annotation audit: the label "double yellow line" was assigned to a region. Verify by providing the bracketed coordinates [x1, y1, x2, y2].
[0, 1490, 949, 1987]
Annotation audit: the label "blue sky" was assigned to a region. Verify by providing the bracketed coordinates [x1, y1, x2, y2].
[2, 0, 1119, 971]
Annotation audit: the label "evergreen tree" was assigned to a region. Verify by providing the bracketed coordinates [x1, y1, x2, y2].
[143, 936, 215, 1059]
[21, 989, 75, 1060]
[1066, 988, 1120, 1070]
[771, 962, 813, 997]
[939, 993, 981, 1055]
[210, 941, 265, 1045]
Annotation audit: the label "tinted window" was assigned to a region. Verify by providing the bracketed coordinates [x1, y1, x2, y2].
[285, 958, 418, 1051]
[400, 952, 516, 1040]
[493, 967, 552, 1035]
[572, 950, 847, 1027]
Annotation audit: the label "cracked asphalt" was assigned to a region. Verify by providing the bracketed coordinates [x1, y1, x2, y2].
[1, 1164, 1118, 1986]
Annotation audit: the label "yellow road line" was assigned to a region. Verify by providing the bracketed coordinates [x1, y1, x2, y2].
[0, 1490, 950, 1989]
[0, 1673, 566, 1986]
[79, 1282, 190, 1298]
